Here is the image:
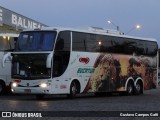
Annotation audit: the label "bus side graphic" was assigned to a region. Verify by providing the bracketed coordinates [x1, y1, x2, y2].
[84, 53, 157, 93]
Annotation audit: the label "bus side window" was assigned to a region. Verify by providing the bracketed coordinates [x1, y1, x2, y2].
[55, 38, 64, 50]
[52, 55, 63, 76]
[53, 31, 71, 77]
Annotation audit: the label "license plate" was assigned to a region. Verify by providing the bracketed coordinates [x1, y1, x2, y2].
[24, 89, 31, 93]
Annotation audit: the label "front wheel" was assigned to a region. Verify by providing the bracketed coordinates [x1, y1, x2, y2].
[67, 81, 78, 99]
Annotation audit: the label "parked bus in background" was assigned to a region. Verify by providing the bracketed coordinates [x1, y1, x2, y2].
[0, 33, 18, 94]
[10, 27, 158, 99]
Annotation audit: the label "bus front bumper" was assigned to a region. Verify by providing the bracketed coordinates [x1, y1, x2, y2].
[11, 82, 52, 94]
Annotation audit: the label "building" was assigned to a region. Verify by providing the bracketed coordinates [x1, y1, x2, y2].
[0, 6, 48, 33]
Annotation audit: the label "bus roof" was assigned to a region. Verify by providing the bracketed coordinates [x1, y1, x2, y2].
[24, 27, 158, 43]
[0, 33, 19, 37]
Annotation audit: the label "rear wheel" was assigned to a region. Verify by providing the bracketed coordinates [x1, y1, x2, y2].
[135, 81, 143, 95]
[126, 81, 134, 95]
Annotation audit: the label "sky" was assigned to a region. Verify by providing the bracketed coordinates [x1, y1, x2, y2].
[1, 0, 160, 45]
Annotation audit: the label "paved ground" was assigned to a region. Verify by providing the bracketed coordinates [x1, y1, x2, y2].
[0, 89, 160, 120]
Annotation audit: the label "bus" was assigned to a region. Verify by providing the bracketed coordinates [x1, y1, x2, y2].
[10, 27, 158, 99]
[0, 33, 18, 94]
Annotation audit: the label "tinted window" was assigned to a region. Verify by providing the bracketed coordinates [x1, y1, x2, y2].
[98, 36, 137, 54]
[145, 41, 158, 56]
[136, 41, 145, 55]
[53, 31, 71, 77]
[72, 31, 157, 56]
[123, 39, 137, 54]
[72, 32, 109, 52]
[72, 32, 86, 51]
[55, 31, 71, 51]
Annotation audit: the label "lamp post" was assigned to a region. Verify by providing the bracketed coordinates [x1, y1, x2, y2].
[107, 20, 119, 31]
[126, 24, 141, 35]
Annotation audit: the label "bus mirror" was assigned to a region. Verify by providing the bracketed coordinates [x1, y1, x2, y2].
[46, 53, 53, 68]
[2, 52, 12, 67]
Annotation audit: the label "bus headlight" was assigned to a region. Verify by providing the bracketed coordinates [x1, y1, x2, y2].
[39, 83, 47, 88]
[12, 82, 18, 87]
[12, 79, 21, 88]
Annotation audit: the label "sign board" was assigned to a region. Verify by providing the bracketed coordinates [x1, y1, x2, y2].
[0, 6, 48, 29]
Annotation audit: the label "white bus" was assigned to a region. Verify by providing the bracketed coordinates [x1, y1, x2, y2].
[0, 33, 18, 94]
[10, 27, 158, 99]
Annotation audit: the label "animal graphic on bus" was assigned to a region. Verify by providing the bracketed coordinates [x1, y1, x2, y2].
[88, 53, 157, 92]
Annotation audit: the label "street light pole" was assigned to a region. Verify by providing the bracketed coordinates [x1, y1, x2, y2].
[126, 25, 141, 35]
[107, 20, 119, 31]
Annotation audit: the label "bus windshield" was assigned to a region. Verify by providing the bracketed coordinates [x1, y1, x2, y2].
[15, 31, 57, 51]
[12, 53, 51, 79]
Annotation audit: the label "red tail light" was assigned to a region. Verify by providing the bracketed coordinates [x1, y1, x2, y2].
[13, 79, 21, 83]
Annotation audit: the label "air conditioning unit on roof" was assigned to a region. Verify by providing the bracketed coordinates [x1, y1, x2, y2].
[88, 26, 124, 35]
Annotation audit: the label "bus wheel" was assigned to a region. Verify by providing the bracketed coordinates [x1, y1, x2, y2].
[0, 82, 5, 95]
[36, 94, 45, 99]
[135, 81, 143, 95]
[126, 81, 134, 95]
[68, 81, 78, 99]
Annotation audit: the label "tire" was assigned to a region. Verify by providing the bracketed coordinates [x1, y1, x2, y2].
[67, 81, 78, 99]
[36, 94, 45, 99]
[126, 81, 134, 95]
[135, 81, 143, 95]
[0, 82, 5, 95]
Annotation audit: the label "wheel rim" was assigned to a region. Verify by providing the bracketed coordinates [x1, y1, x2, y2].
[136, 83, 141, 93]
[71, 83, 76, 95]
[127, 84, 133, 94]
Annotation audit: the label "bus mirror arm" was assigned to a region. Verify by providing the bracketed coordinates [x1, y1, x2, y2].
[46, 53, 53, 68]
[2, 52, 12, 68]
